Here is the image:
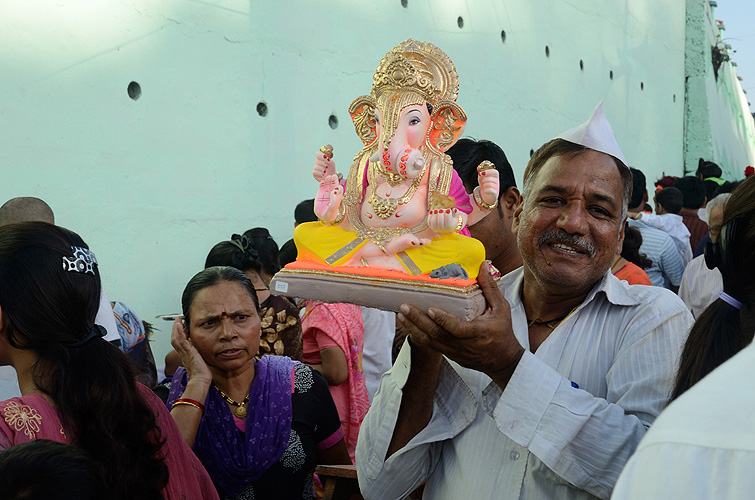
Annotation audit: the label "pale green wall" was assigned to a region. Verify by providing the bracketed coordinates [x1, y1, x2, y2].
[684, 0, 755, 178]
[1, 0, 738, 365]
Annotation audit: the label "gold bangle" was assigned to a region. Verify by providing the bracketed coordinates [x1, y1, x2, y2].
[454, 213, 464, 232]
[474, 186, 498, 211]
[171, 400, 205, 415]
[330, 202, 345, 225]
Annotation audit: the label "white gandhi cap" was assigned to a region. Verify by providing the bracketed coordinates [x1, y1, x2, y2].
[557, 101, 627, 167]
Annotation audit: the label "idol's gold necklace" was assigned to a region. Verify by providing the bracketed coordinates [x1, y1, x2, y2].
[367, 162, 427, 219]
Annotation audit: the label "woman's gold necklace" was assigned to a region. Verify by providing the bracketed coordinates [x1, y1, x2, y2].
[216, 386, 250, 418]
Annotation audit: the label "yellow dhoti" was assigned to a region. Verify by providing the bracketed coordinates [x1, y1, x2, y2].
[293, 221, 486, 279]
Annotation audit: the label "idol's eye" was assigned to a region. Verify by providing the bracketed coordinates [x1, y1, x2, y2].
[409, 117, 421, 126]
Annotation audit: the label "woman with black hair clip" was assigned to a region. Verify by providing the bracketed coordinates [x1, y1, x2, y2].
[0, 222, 218, 500]
[613, 175, 755, 499]
[206, 227, 302, 360]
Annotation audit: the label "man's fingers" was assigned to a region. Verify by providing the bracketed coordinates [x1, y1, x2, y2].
[477, 262, 508, 313]
[398, 304, 450, 346]
[427, 307, 470, 339]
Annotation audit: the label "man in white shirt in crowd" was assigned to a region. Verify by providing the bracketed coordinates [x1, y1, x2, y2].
[631, 187, 693, 267]
[678, 193, 729, 318]
[356, 104, 693, 500]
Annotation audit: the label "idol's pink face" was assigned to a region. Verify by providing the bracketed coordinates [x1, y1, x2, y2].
[187, 281, 260, 374]
[513, 150, 625, 292]
[375, 102, 432, 169]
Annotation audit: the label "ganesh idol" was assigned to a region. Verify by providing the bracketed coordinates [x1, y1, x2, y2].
[293, 39, 500, 280]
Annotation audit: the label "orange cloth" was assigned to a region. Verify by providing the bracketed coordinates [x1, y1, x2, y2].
[614, 262, 653, 286]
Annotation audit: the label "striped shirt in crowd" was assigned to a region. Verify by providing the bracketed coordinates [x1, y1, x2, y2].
[628, 219, 686, 289]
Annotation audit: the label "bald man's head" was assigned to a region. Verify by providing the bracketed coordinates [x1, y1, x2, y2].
[0, 197, 55, 226]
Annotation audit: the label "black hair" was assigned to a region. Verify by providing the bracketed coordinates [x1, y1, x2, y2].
[205, 238, 261, 274]
[447, 138, 517, 193]
[240, 227, 280, 276]
[629, 167, 647, 209]
[182, 266, 260, 327]
[671, 175, 755, 402]
[0, 221, 168, 499]
[673, 176, 706, 209]
[294, 199, 318, 225]
[655, 187, 683, 214]
[696, 158, 722, 179]
[620, 223, 652, 269]
[278, 238, 298, 269]
[0, 440, 106, 499]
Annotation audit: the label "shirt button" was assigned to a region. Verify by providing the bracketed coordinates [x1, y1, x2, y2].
[510, 450, 520, 460]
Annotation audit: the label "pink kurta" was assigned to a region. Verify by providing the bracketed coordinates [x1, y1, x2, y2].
[0, 384, 218, 500]
[302, 301, 369, 462]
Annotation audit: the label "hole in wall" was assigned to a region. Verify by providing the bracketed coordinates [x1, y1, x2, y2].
[457, 16, 464, 29]
[545, 46, 550, 57]
[579, 60, 584, 71]
[127, 81, 141, 101]
[328, 114, 339, 129]
[529, 149, 535, 158]
[609, 70, 614, 80]
[673, 94, 676, 102]
[401, 0, 407, 7]
[501, 30, 506, 43]
[256, 102, 268, 117]
[640, 82, 644, 91]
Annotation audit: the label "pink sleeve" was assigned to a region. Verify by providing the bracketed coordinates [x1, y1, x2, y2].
[312, 328, 340, 351]
[450, 169, 473, 214]
[316, 426, 345, 450]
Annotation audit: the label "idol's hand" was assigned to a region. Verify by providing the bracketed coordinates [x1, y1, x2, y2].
[428, 207, 467, 234]
[313, 148, 336, 182]
[314, 174, 344, 223]
[477, 166, 500, 207]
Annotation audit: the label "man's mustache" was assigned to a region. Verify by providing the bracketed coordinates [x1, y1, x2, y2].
[538, 230, 596, 258]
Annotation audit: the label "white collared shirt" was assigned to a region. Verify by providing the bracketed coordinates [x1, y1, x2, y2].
[360, 307, 396, 402]
[679, 254, 723, 319]
[356, 268, 692, 500]
[612, 334, 755, 499]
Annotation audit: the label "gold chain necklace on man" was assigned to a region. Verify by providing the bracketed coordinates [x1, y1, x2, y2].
[367, 163, 427, 219]
[216, 386, 250, 418]
[526, 306, 579, 331]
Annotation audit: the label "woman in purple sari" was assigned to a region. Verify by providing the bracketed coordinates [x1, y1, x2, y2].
[168, 266, 350, 499]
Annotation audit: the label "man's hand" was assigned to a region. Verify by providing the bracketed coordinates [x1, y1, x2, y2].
[397, 262, 525, 389]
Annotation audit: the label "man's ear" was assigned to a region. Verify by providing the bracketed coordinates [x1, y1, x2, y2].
[511, 200, 524, 235]
[500, 187, 522, 217]
[616, 221, 626, 256]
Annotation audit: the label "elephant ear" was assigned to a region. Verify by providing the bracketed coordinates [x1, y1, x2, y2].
[428, 100, 467, 152]
[348, 95, 378, 147]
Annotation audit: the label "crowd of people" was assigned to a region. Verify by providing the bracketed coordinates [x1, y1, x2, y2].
[0, 104, 754, 500]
